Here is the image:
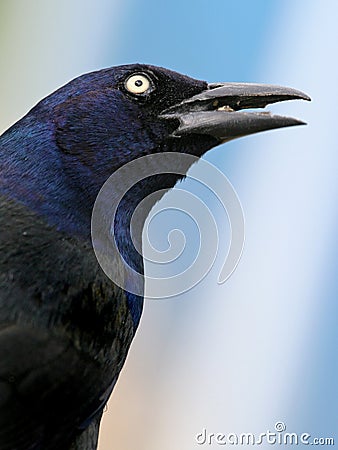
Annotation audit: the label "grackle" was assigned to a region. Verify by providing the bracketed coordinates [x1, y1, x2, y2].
[0, 64, 309, 449]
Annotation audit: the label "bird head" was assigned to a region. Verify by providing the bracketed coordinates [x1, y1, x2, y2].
[49, 63, 309, 220]
[52, 63, 309, 180]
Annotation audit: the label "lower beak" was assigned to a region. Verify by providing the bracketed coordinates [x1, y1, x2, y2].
[161, 82, 311, 142]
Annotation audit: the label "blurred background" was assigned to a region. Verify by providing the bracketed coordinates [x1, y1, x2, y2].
[1, 0, 337, 448]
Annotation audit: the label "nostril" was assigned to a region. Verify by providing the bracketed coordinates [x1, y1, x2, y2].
[207, 83, 226, 90]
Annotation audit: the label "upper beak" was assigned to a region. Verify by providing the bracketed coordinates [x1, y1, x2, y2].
[160, 82, 311, 141]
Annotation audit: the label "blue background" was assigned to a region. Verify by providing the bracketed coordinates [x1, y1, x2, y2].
[1, 1, 337, 448]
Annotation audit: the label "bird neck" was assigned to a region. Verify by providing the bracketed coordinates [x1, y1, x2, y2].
[0, 120, 183, 277]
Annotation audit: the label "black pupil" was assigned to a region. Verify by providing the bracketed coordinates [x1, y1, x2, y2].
[135, 79, 143, 87]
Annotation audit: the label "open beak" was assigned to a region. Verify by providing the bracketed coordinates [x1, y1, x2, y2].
[161, 82, 311, 142]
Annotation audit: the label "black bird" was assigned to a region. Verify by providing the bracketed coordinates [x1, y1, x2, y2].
[0, 64, 309, 449]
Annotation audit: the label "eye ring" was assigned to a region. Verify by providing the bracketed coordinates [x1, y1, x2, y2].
[124, 73, 153, 95]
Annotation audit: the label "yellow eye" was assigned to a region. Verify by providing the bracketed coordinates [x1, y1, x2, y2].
[125, 74, 152, 95]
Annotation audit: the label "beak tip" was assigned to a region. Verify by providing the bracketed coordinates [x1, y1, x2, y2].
[289, 117, 307, 126]
[277, 116, 308, 128]
[299, 93, 311, 102]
